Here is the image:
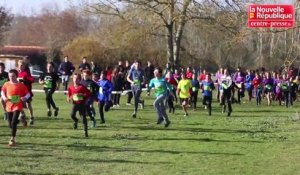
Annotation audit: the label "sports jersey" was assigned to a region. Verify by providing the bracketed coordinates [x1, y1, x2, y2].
[97, 79, 113, 102]
[201, 80, 215, 97]
[129, 69, 144, 86]
[68, 84, 91, 104]
[2, 82, 29, 112]
[177, 79, 192, 99]
[40, 72, 60, 90]
[18, 70, 34, 97]
[192, 79, 200, 92]
[81, 79, 99, 97]
[148, 77, 172, 97]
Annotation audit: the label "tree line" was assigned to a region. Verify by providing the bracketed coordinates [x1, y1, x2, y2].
[0, 0, 299, 72]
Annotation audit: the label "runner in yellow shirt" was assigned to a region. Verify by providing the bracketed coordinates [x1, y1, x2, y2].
[177, 73, 192, 116]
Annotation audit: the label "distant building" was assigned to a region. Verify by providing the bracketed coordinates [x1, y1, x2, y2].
[0, 55, 23, 71]
[0, 45, 47, 72]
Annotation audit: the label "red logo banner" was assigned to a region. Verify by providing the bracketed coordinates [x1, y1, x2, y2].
[248, 5, 294, 28]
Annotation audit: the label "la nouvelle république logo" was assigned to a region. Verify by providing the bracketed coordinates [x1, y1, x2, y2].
[248, 4, 294, 28]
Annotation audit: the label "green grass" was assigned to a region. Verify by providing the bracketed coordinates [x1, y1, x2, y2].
[0, 91, 300, 175]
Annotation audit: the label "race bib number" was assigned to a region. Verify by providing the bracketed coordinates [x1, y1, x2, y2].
[99, 87, 103, 94]
[221, 83, 228, 90]
[192, 87, 198, 92]
[9, 95, 20, 103]
[266, 84, 272, 90]
[44, 80, 52, 89]
[204, 85, 211, 91]
[281, 84, 288, 90]
[72, 94, 84, 101]
[134, 79, 141, 85]
[154, 82, 164, 94]
[0, 78, 7, 86]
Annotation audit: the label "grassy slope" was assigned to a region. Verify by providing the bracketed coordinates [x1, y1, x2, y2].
[0, 91, 300, 175]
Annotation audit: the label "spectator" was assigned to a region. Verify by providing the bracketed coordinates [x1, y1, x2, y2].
[78, 57, 91, 71]
[91, 61, 101, 74]
[58, 56, 75, 91]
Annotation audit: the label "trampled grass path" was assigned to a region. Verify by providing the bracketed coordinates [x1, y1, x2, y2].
[0, 92, 300, 175]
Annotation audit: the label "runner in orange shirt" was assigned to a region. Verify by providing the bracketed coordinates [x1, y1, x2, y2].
[1, 69, 30, 147]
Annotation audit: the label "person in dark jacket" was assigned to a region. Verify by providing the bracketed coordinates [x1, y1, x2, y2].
[145, 61, 154, 96]
[111, 67, 124, 107]
[58, 56, 75, 91]
[78, 57, 91, 71]
[91, 61, 101, 74]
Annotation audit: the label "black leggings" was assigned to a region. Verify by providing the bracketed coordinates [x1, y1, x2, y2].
[191, 91, 198, 109]
[86, 99, 96, 121]
[44, 89, 57, 110]
[70, 103, 87, 132]
[112, 94, 121, 105]
[8, 111, 21, 137]
[98, 101, 111, 122]
[221, 91, 232, 113]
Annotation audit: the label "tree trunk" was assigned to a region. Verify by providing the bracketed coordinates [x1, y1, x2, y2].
[166, 25, 174, 64]
[173, 0, 191, 67]
[270, 29, 274, 60]
[258, 32, 263, 67]
[166, 0, 175, 65]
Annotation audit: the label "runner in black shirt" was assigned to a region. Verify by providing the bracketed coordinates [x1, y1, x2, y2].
[81, 70, 99, 127]
[39, 62, 60, 117]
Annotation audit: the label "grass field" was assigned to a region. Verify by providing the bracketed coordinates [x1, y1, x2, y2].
[0, 90, 300, 175]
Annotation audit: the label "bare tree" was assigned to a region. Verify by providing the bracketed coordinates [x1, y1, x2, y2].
[0, 6, 13, 45]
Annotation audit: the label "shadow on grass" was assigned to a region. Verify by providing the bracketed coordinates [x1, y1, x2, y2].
[13, 143, 244, 156]
[16, 134, 263, 144]
[4, 172, 76, 175]
[120, 125, 271, 134]
[0, 153, 52, 158]
[4, 172, 55, 175]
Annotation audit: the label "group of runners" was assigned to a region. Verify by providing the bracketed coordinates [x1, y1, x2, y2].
[0, 56, 299, 147]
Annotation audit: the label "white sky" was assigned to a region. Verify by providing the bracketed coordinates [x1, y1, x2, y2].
[0, 0, 72, 15]
[0, 0, 296, 16]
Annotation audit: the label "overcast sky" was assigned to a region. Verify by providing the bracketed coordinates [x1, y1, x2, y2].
[0, 0, 72, 15]
[0, 0, 295, 16]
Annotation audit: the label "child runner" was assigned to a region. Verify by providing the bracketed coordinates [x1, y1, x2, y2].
[165, 70, 178, 103]
[215, 68, 223, 102]
[167, 91, 175, 114]
[235, 71, 245, 104]
[177, 73, 192, 116]
[288, 76, 297, 107]
[39, 62, 60, 117]
[127, 61, 145, 118]
[81, 70, 98, 127]
[97, 71, 113, 124]
[67, 73, 91, 137]
[147, 68, 172, 127]
[281, 74, 290, 107]
[17, 60, 34, 125]
[91, 73, 100, 117]
[263, 72, 274, 106]
[0, 63, 8, 120]
[245, 70, 254, 102]
[1, 69, 30, 146]
[201, 73, 215, 116]
[253, 72, 262, 105]
[220, 69, 233, 116]
[274, 73, 283, 106]
[191, 74, 200, 110]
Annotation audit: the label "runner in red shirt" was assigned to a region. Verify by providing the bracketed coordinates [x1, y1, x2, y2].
[18, 60, 35, 125]
[1, 69, 30, 147]
[68, 73, 91, 137]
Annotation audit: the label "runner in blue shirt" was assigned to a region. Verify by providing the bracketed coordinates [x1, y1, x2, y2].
[147, 68, 172, 127]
